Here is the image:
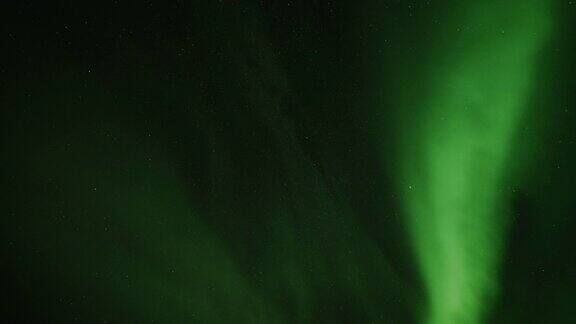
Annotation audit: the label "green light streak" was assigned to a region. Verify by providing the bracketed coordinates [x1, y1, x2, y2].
[395, 2, 553, 323]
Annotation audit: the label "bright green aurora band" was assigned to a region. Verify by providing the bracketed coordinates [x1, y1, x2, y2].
[396, 1, 553, 323]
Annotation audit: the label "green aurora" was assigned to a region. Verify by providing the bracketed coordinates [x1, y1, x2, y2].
[395, 1, 553, 323]
[3, 1, 575, 323]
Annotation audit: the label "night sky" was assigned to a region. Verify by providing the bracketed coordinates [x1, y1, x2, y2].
[2, 1, 576, 323]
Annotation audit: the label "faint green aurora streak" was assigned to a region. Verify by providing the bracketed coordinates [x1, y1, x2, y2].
[395, 1, 553, 323]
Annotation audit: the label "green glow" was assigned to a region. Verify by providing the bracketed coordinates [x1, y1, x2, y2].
[395, 1, 553, 323]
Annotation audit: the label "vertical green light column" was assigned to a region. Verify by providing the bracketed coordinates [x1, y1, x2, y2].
[395, 1, 552, 323]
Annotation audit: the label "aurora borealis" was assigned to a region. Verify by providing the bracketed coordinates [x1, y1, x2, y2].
[396, 1, 553, 323]
[2, 1, 576, 323]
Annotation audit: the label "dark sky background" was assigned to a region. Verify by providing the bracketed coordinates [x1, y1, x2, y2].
[2, 1, 576, 323]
